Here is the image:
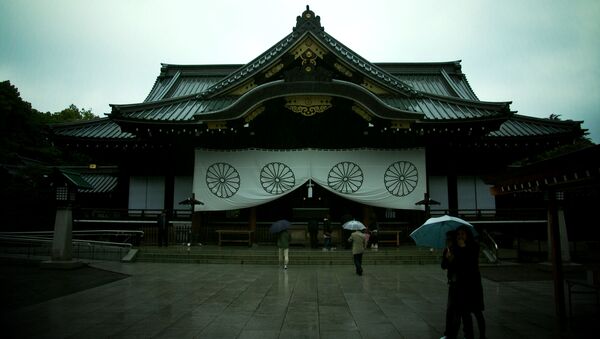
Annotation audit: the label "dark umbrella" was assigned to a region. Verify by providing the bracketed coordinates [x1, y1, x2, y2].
[270, 219, 291, 233]
[415, 198, 441, 206]
[178, 195, 204, 206]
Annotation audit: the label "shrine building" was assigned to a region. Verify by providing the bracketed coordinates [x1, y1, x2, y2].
[50, 7, 586, 247]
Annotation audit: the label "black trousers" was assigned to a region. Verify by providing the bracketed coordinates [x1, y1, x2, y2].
[353, 253, 363, 275]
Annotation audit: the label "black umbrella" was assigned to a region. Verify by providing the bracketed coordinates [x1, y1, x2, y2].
[270, 219, 291, 233]
[178, 194, 204, 206]
[415, 198, 441, 206]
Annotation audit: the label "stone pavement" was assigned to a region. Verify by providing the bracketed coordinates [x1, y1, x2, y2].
[2, 261, 598, 338]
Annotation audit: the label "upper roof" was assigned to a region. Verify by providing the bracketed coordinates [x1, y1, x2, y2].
[143, 61, 478, 103]
[51, 6, 583, 144]
[110, 6, 509, 126]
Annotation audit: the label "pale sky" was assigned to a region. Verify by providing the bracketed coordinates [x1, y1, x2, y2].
[1, 0, 599, 142]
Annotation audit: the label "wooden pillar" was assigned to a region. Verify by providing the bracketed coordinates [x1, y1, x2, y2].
[547, 190, 566, 322]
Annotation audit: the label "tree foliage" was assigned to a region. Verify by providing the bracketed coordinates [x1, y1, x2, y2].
[43, 104, 97, 123]
[0, 81, 98, 230]
[0, 80, 98, 163]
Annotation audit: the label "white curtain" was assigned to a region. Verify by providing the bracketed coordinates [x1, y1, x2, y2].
[193, 149, 426, 211]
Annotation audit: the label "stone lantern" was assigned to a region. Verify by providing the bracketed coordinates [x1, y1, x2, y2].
[42, 169, 93, 269]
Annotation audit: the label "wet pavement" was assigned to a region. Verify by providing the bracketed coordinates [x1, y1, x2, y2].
[1, 260, 598, 338]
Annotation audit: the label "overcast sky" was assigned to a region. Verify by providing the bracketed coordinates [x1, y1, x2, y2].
[1, 0, 599, 142]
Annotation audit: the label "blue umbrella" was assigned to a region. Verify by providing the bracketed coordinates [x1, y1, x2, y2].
[342, 220, 366, 231]
[409, 215, 477, 249]
[270, 219, 291, 233]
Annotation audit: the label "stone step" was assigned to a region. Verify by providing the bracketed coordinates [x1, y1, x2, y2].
[135, 245, 443, 265]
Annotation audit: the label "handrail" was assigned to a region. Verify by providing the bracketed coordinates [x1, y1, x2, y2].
[480, 228, 499, 264]
[0, 234, 133, 262]
[0, 230, 144, 239]
[0, 235, 132, 249]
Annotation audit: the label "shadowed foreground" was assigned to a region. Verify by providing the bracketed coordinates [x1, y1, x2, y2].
[1, 260, 598, 338]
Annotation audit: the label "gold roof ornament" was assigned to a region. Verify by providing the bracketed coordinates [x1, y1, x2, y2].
[285, 96, 332, 116]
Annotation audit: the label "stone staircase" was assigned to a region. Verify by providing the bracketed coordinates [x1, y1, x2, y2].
[135, 245, 443, 265]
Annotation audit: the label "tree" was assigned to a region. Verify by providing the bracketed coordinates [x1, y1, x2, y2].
[0, 80, 54, 163]
[0, 81, 98, 230]
[43, 104, 98, 123]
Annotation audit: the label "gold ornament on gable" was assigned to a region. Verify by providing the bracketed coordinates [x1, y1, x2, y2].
[244, 106, 265, 123]
[351, 105, 373, 122]
[285, 96, 332, 116]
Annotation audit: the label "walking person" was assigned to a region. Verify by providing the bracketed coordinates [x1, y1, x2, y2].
[348, 228, 367, 275]
[453, 225, 486, 339]
[277, 228, 291, 270]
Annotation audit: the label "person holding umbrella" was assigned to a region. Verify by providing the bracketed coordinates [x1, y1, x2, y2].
[440, 230, 460, 339]
[451, 225, 486, 339]
[344, 220, 367, 276]
[271, 220, 291, 270]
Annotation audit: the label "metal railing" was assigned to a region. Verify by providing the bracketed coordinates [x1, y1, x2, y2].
[0, 231, 139, 262]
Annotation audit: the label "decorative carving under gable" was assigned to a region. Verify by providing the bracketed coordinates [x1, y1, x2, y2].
[361, 79, 389, 95]
[352, 105, 373, 122]
[244, 106, 265, 123]
[283, 66, 332, 82]
[227, 80, 256, 96]
[300, 50, 317, 73]
[207, 121, 227, 130]
[334, 62, 353, 78]
[291, 37, 327, 61]
[265, 62, 285, 78]
[285, 96, 332, 116]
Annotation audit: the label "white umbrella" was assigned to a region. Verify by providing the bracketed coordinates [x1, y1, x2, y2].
[342, 220, 366, 231]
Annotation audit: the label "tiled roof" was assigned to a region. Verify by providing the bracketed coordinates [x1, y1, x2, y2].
[115, 97, 236, 122]
[381, 97, 506, 120]
[58, 169, 94, 189]
[80, 174, 118, 193]
[487, 115, 582, 138]
[145, 73, 222, 102]
[50, 118, 134, 139]
[143, 63, 482, 106]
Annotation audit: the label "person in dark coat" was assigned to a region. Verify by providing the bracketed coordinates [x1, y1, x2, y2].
[452, 225, 486, 339]
[441, 230, 460, 339]
[277, 229, 291, 269]
[157, 210, 169, 247]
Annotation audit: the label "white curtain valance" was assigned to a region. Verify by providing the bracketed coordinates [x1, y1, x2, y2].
[193, 149, 426, 211]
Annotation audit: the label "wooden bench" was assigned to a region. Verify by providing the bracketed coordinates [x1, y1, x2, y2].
[215, 230, 254, 246]
[378, 230, 403, 247]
